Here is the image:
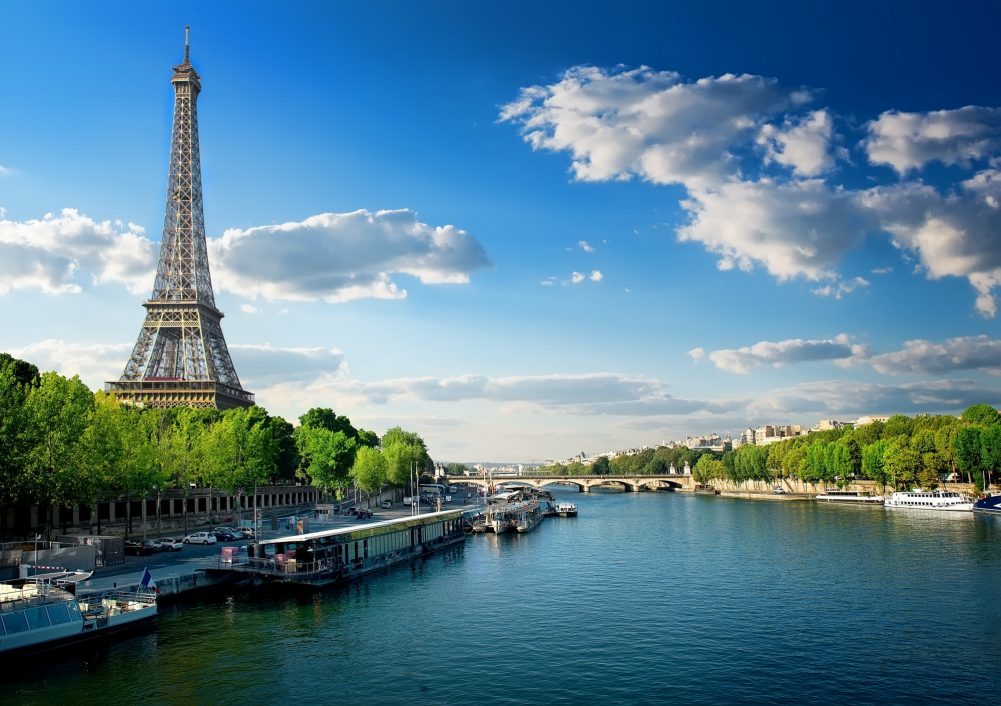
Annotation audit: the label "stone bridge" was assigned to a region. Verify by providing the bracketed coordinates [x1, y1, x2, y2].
[444, 474, 695, 493]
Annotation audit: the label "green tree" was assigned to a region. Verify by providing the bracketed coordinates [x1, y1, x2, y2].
[351, 446, 388, 493]
[961, 404, 1001, 427]
[381, 427, 430, 490]
[692, 454, 724, 484]
[295, 425, 356, 494]
[861, 440, 889, 487]
[884, 440, 921, 490]
[883, 414, 915, 440]
[953, 426, 985, 490]
[0, 356, 36, 505]
[591, 456, 610, 475]
[979, 424, 1001, 490]
[22, 372, 93, 535]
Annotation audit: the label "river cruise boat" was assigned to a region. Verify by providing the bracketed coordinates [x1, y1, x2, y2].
[973, 494, 1001, 515]
[883, 490, 974, 511]
[0, 578, 157, 656]
[553, 502, 578, 517]
[816, 489, 884, 504]
[693, 484, 720, 496]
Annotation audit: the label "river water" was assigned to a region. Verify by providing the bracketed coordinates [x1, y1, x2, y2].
[8, 490, 1001, 704]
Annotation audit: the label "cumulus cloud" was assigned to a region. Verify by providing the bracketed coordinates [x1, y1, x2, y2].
[578, 240, 595, 252]
[500, 65, 812, 189]
[210, 209, 490, 304]
[864, 106, 1001, 174]
[589, 270, 603, 282]
[812, 276, 869, 299]
[758, 109, 839, 176]
[678, 178, 867, 281]
[744, 378, 998, 419]
[240, 304, 258, 314]
[866, 335, 1001, 376]
[8, 339, 348, 399]
[860, 170, 1001, 317]
[0, 208, 155, 295]
[570, 271, 585, 284]
[228, 344, 346, 387]
[701, 334, 865, 374]
[688, 347, 706, 363]
[10, 339, 131, 385]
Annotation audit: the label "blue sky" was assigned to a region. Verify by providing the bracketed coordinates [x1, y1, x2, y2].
[2, 1, 1000, 462]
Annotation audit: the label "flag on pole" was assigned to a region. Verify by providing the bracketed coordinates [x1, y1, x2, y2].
[140, 567, 158, 593]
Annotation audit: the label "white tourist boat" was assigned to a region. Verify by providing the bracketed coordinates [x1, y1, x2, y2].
[883, 490, 974, 512]
[553, 502, 578, 517]
[816, 489, 884, 504]
[0, 577, 157, 656]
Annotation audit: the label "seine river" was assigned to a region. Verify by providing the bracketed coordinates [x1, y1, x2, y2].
[9, 490, 1001, 704]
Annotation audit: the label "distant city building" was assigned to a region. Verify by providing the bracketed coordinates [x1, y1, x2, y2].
[854, 415, 892, 426]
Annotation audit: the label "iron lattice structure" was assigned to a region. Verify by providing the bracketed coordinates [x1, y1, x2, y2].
[107, 29, 253, 410]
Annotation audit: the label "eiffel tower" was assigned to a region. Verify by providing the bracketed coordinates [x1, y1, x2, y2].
[107, 28, 253, 410]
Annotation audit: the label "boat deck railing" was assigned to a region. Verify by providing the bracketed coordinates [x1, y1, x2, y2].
[219, 556, 340, 579]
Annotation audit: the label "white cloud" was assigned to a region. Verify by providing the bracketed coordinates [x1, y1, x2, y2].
[678, 178, 867, 281]
[578, 240, 595, 252]
[688, 347, 706, 362]
[866, 335, 1001, 376]
[500, 66, 811, 189]
[864, 106, 1001, 174]
[240, 304, 258, 314]
[871, 266, 893, 275]
[211, 209, 490, 304]
[8, 339, 348, 404]
[0, 208, 155, 295]
[701, 334, 865, 374]
[589, 270, 603, 282]
[10, 339, 131, 385]
[758, 109, 838, 176]
[811, 276, 869, 299]
[744, 377, 998, 419]
[228, 344, 346, 387]
[570, 271, 585, 284]
[0, 165, 14, 176]
[859, 170, 1001, 317]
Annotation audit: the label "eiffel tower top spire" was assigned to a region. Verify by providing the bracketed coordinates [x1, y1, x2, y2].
[107, 29, 253, 410]
[153, 24, 212, 308]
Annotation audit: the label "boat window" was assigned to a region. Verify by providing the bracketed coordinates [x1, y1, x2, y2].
[1, 610, 30, 634]
[46, 602, 72, 624]
[25, 606, 50, 629]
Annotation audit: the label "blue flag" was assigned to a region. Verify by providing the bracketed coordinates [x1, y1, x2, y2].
[140, 567, 157, 592]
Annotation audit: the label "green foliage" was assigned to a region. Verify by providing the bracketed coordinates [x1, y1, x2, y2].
[351, 446, 388, 493]
[961, 404, 1001, 427]
[445, 462, 469, 475]
[381, 427, 430, 488]
[591, 456, 610, 475]
[861, 440, 889, 487]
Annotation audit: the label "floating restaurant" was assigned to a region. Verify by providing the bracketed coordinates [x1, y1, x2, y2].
[212, 509, 467, 587]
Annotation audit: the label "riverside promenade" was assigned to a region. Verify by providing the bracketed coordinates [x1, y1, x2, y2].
[75, 499, 483, 598]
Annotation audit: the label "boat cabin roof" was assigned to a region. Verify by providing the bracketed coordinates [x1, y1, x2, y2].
[256, 508, 464, 547]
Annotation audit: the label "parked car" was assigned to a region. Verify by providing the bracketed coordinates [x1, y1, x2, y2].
[381, 500, 392, 509]
[124, 539, 154, 556]
[213, 525, 240, 535]
[236, 526, 255, 539]
[142, 539, 165, 553]
[183, 531, 217, 545]
[213, 530, 239, 542]
[158, 537, 184, 551]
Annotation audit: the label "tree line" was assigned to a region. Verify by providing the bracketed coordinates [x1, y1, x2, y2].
[530, 405, 1001, 493]
[694, 406, 1000, 491]
[0, 353, 432, 530]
